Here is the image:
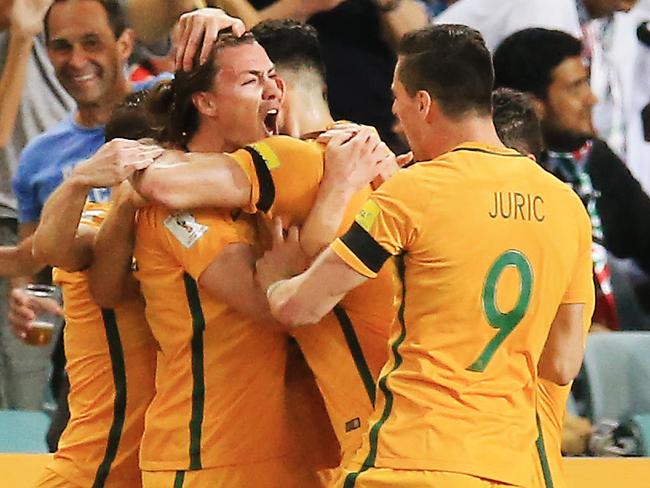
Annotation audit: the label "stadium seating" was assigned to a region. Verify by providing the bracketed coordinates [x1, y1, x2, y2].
[0, 410, 49, 453]
[581, 332, 650, 423]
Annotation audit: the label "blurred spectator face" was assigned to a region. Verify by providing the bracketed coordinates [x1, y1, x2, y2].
[202, 42, 283, 151]
[584, 0, 638, 17]
[45, 0, 132, 107]
[542, 55, 597, 138]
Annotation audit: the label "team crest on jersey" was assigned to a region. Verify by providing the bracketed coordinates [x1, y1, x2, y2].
[164, 212, 208, 248]
[355, 199, 381, 232]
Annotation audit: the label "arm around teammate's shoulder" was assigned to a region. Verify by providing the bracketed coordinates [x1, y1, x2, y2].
[133, 152, 252, 210]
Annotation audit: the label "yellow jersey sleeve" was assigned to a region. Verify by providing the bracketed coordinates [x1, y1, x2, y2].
[562, 200, 594, 304]
[158, 207, 251, 280]
[227, 135, 324, 219]
[331, 168, 427, 278]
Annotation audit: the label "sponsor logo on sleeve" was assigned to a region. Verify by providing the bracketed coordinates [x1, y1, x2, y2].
[355, 199, 381, 233]
[250, 141, 281, 170]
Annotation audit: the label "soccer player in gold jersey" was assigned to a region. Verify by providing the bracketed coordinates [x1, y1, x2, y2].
[491, 87, 594, 488]
[130, 15, 400, 471]
[130, 30, 371, 487]
[258, 25, 595, 488]
[27, 94, 161, 487]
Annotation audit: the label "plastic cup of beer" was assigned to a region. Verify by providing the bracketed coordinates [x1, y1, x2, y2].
[23, 284, 61, 347]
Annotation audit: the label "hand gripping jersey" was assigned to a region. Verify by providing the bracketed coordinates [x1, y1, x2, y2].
[40, 201, 156, 488]
[227, 136, 400, 462]
[329, 143, 594, 487]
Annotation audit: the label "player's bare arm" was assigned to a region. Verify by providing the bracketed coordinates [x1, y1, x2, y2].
[32, 139, 160, 271]
[0, 236, 44, 278]
[538, 302, 588, 386]
[88, 182, 144, 308]
[301, 126, 395, 257]
[133, 150, 252, 209]
[255, 217, 309, 291]
[199, 217, 307, 328]
[259, 245, 368, 327]
[198, 243, 278, 323]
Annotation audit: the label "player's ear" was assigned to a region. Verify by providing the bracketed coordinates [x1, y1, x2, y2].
[531, 96, 546, 120]
[192, 91, 217, 117]
[416, 89, 433, 121]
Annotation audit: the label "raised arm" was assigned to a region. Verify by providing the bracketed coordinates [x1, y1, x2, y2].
[133, 150, 252, 209]
[0, 0, 53, 148]
[88, 182, 142, 307]
[32, 139, 160, 271]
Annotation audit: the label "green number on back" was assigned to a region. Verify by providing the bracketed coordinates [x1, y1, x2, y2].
[468, 250, 533, 372]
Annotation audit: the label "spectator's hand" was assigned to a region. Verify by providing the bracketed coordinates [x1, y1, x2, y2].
[175, 7, 245, 72]
[256, 217, 309, 293]
[72, 139, 163, 189]
[8, 288, 63, 342]
[10, 0, 54, 37]
[324, 126, 394, 192]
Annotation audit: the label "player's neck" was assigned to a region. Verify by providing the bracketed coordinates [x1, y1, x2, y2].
[283, 84, 334, 137]
[420, 115, 504, 160]
[187, 119, 231, 153]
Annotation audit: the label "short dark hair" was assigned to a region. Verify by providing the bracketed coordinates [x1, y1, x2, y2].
[105, 90, 157, 142]
[492, 88, 543, 158]
[493, 28, 582, 100]
[397, 24, 494, 118]
[251, 19, 326, 80]
[146, 30, 256, 147]
[45, 0, 128, 41]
